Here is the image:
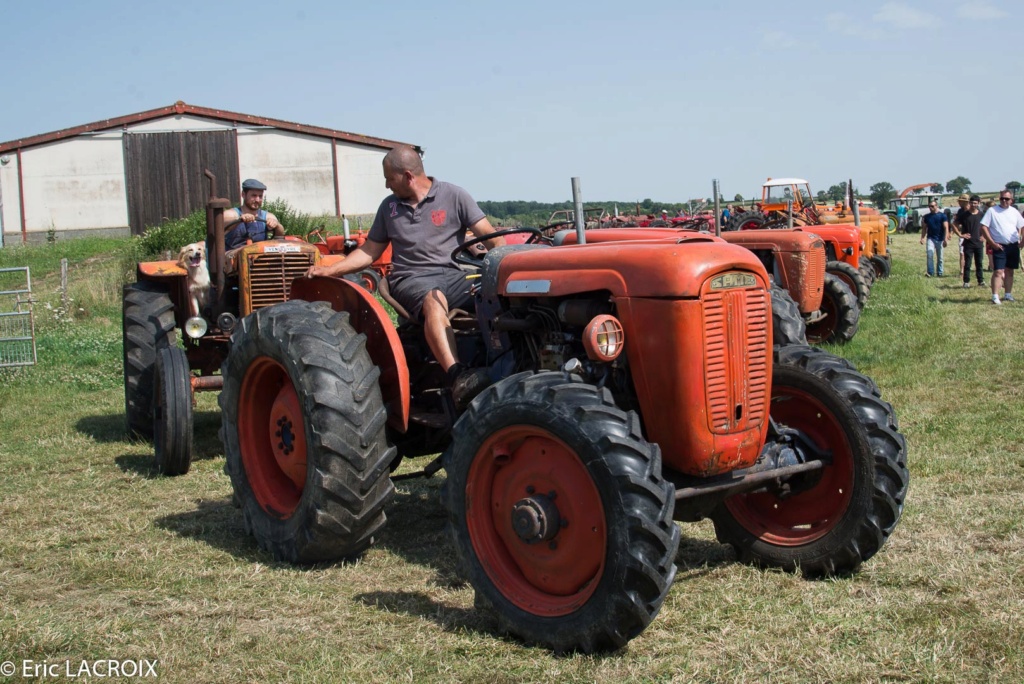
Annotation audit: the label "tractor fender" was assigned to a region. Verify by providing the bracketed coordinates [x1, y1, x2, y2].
[290, 276, 409, 433]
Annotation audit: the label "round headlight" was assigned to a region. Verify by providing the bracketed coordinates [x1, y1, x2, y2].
[583, 315, 625, 362]
[185, 316, 208, 339]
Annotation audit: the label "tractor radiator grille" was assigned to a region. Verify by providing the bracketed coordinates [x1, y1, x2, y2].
[703, 288, 769, 434]
[807, 243, 825, 295]
[247, 252, 315, 311]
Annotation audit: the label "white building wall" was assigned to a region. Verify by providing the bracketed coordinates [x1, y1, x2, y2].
[236, 129, 336, 215]
[6, 133, 128, 238]
[0, 154, 21, 244]
[336, 141, 387, 216]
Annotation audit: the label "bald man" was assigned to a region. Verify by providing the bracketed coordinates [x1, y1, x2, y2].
[307, 146, 503, 408]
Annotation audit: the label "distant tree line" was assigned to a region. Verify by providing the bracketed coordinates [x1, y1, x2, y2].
[481, 176, 1018, 225]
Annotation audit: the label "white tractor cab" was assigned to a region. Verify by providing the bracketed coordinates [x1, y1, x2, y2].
[762, 178, 814, 213]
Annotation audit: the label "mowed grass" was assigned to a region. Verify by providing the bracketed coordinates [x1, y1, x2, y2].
[1, 233, 1022, 683]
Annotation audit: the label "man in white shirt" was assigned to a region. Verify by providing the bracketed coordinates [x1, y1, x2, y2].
[980, 191, 1024, 305]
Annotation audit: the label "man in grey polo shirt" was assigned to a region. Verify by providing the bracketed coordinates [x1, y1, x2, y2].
[306, 145, 504, 407]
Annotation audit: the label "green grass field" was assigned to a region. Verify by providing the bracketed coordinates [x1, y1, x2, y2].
[1, 233, 1022, 683]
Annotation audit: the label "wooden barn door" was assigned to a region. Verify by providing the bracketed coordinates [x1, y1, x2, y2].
[123, 130, 239, 236]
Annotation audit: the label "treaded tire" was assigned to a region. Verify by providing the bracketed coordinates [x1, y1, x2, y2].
[770, 286, 808, 346]
[826, 259, 869, 309]
[806, 274, 860, 345]
[343, 269, 382, 294]
[725, 212, 766, 232]
[858, 256, 877, 287]
[443, 371, 680, 653]
[711, 344, 908, 575]
[220, 300, 396, 563]
[153, 346, 194, 476]
[123, 281, 177, 439]
[870, 254, 892, 279]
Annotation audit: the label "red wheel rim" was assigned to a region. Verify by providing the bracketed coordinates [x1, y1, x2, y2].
[466, 426, 606, 616]
[806, 290, 839, 343]
[239, 356, 308, 517]
[724, 385, 853, 545]
[360, 273, 378, 293]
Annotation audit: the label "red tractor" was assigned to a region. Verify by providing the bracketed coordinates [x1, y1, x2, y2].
[217, 226, 908, 653]
[122, 174, 352, 476]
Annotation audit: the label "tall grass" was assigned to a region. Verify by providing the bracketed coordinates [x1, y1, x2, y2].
[0, 233, 1021, 682]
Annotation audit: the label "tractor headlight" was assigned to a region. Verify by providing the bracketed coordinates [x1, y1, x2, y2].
[185, 316, 208, 339]
[583, 315, 625, 362]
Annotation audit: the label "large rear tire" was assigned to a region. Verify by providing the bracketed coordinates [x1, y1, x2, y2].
[443, 371, 680, 653]
[771, 286, 808, 346]
[153, 346, 194, 476]
[725, 212, 766, 232]
[805, 274, 859, 345]
[826, 259, 869, 309]
[123, 282, 177, 439]
[220, 300, 396, 563]
[711, 345, 908, 575]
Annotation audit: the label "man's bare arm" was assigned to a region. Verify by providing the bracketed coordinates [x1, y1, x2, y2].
[468, 217, 505, 250]
[305, 239, 387, 278]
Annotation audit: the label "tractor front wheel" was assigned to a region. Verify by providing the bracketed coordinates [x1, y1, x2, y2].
[870, 254, 892, 279]
[771, 286, 808, 346]
[826, 260, 869, 309]
[122, 282, 177, 439]
[153, 346, 194, 476]
[443, 372, 680, 653]
[858, 257, 877, 287]
[711, 345, 908, 575]
[805, 274, 859, 345]
[220, 300, 396, 563]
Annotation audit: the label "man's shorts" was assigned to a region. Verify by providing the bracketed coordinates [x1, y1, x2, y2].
[992, 242, 1021, 271]
[387, 267, 475, 322]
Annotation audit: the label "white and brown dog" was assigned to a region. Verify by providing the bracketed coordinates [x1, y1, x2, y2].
[177, 241, 211, 317]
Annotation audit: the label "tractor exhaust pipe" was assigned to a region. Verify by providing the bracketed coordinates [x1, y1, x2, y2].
[571, 177, 586, 245]
[204, 169, 233, 308]
[713, 179, 721, 236]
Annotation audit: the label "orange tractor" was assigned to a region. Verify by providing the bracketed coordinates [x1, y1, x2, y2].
[216, 221, 908, 652]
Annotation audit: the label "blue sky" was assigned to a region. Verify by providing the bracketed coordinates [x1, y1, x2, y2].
[2, 1, 1020, 202]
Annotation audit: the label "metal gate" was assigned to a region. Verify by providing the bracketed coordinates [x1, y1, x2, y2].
[0, 267, 36, 367]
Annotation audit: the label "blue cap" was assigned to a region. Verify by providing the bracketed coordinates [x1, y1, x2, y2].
[241, 178, 267, 191]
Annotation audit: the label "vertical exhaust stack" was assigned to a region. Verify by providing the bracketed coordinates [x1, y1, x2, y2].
[204, 169, 233, 309]
[572, 177, 586, 245]
[713, 179, 721, 237]
[849, 177, 861, 227]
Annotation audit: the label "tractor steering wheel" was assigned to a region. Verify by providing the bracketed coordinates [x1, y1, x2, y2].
[450, 227, 545, 268]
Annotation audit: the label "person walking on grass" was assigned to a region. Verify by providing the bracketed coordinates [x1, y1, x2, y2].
[920, 201, 949, 277]
[952, 193, 970, 278]
[896, 200, 909, 233]
[980, 191, 1024, 304]
[958, 195, 986, 288]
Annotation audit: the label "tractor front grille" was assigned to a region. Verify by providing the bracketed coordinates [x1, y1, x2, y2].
[703, 288, 769, 434]
[245, 252, 315, 313]
[807, 242, 825, 295]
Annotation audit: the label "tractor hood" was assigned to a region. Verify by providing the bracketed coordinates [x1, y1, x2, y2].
[490, 237, 769, 299]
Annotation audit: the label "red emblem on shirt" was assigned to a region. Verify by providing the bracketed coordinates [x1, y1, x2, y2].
[431, 210, 447, 226]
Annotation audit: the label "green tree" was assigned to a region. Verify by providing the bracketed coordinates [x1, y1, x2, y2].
[869, 182, 896, 210]
[816, 190, 828, 201]
[945, 176, 971, 194]
[929, 183, 944, 193]
[1005, 181, 1021, 197]
[734, 193, 743, 202]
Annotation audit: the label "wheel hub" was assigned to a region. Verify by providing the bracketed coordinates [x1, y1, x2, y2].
[511, 492, 562, 544]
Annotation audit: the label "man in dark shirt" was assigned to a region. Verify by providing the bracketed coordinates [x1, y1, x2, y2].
[919, 201, 949, 277]
[956, 195, 986, 287]
[306, 146, 504, 407]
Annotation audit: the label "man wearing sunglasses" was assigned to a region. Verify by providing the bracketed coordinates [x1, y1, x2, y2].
[980, 192, 1024, 304]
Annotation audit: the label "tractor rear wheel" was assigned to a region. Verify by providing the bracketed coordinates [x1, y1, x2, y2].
[220, 300, 396, 563]
[725, 212, 766, 231]
[344, 269, 382, 293]
[443, 371, 680, 653]
[153, 346, 194, 476]
[870, 254, 892, 279]
[805, 274, 859, 345]
[122, 282, 177, 439]
[826, 260, 869, 309]
[771, 286, 808, 346]
[711, 345, 908, 575]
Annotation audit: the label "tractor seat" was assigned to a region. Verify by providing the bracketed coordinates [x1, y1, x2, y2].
[378, 277, 478, 329]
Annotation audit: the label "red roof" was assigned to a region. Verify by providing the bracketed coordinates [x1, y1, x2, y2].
[0, 100, 420, 154]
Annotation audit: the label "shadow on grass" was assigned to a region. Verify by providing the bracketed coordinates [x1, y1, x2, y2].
[377, 475, 461, 586]
[82, 410, 224, 470]
[153, 497, 269, 563]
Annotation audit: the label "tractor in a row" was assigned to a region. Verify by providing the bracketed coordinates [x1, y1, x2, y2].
[210, 223, 907, 652]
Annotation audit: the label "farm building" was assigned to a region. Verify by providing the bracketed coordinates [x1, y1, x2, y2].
[0, 101, 420, 245]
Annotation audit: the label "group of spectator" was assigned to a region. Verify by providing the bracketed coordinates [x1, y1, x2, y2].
[920, 191, 1024, 305]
